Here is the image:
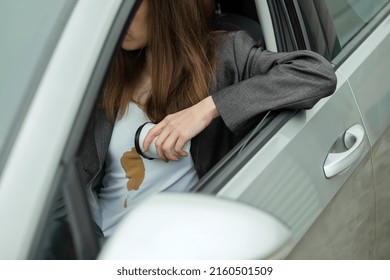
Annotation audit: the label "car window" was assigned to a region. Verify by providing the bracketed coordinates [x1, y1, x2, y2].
[326, 0, 389, 47]
[297, 0, 389, 60]
[0, 0, 74, 171]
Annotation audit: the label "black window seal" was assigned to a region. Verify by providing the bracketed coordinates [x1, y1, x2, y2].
[286, 0, 311, 50]
[279, 0, 300, 50]
[267, 0, 288, 51]
[62, 162, 100, 259]
[268, 0, 302, 52]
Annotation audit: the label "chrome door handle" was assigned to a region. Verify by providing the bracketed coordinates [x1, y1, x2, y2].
[323, 124, 365, 178]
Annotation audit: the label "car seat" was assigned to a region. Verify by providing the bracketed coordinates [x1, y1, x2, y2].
[215, 0, 264, 47]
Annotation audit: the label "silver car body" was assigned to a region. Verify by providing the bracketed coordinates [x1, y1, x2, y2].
[0, 0, 389, 259]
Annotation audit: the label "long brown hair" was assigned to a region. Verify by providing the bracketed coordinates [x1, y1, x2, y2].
[101, 0, 218, 123]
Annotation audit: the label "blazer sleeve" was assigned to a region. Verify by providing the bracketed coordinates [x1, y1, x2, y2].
[212, 31, 337, 133]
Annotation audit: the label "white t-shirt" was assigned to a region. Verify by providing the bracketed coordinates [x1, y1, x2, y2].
[98, 102, 198, 236]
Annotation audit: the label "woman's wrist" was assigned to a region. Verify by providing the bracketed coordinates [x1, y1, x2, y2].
[201, 96, 220, 122]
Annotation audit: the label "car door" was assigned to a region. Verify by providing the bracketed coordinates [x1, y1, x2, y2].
[193, 0, 377, 259]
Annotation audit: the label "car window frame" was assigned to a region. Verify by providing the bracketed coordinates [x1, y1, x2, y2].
[0, 0, 77, 179]
[267, 0, 299, 51]
[331, 2, 390, 67]
[30, 0, 142, 260]
[293, 0, 390, 67]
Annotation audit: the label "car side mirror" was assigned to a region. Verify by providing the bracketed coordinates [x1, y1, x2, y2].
[98, 193, 292, 259]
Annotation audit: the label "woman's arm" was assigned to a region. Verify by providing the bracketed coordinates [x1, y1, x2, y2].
[212, 31, 337, 133]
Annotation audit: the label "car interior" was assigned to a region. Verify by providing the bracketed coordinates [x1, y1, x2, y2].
[215, 0, 264, 45]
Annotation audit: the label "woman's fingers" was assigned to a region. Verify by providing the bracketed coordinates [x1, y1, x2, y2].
[175, 138, 189, 157]
[159, 134, 181, 161]
[145, 125, 188, 161]
[142, 123, 163, 153]
[154, 128, 170, 162]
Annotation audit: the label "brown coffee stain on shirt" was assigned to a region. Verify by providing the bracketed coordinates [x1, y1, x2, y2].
[120, 147, 145, 193]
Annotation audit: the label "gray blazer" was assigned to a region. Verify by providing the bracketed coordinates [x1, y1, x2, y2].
[78, 31, 337, 190]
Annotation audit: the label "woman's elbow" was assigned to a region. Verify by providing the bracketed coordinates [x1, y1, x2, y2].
[312, 54, 338, 98]
[316, 70, 337, 101]
[309, 68, 337, 107]
[300, 60, 338, 109]
[299, 50, 338, 98]
[304, 55, 338, 100]
[321, 60, 337, 98]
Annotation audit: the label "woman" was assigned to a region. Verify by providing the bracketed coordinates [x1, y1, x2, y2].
[79, 0, 337, 237]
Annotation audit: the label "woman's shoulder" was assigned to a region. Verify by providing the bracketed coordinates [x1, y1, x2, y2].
[214, 30, 260, 55]
[214, 30, 256, 44]
[213, 31, 261, 66]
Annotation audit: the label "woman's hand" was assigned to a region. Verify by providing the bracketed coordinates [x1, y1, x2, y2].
[142, 96, 219, 162]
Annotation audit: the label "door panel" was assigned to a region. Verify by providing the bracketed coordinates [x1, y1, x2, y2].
[372, 125, 390, 259]
[336, 11, 390, 259]
[287, 152, 375, 259]
[217, 71, 376, 258]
